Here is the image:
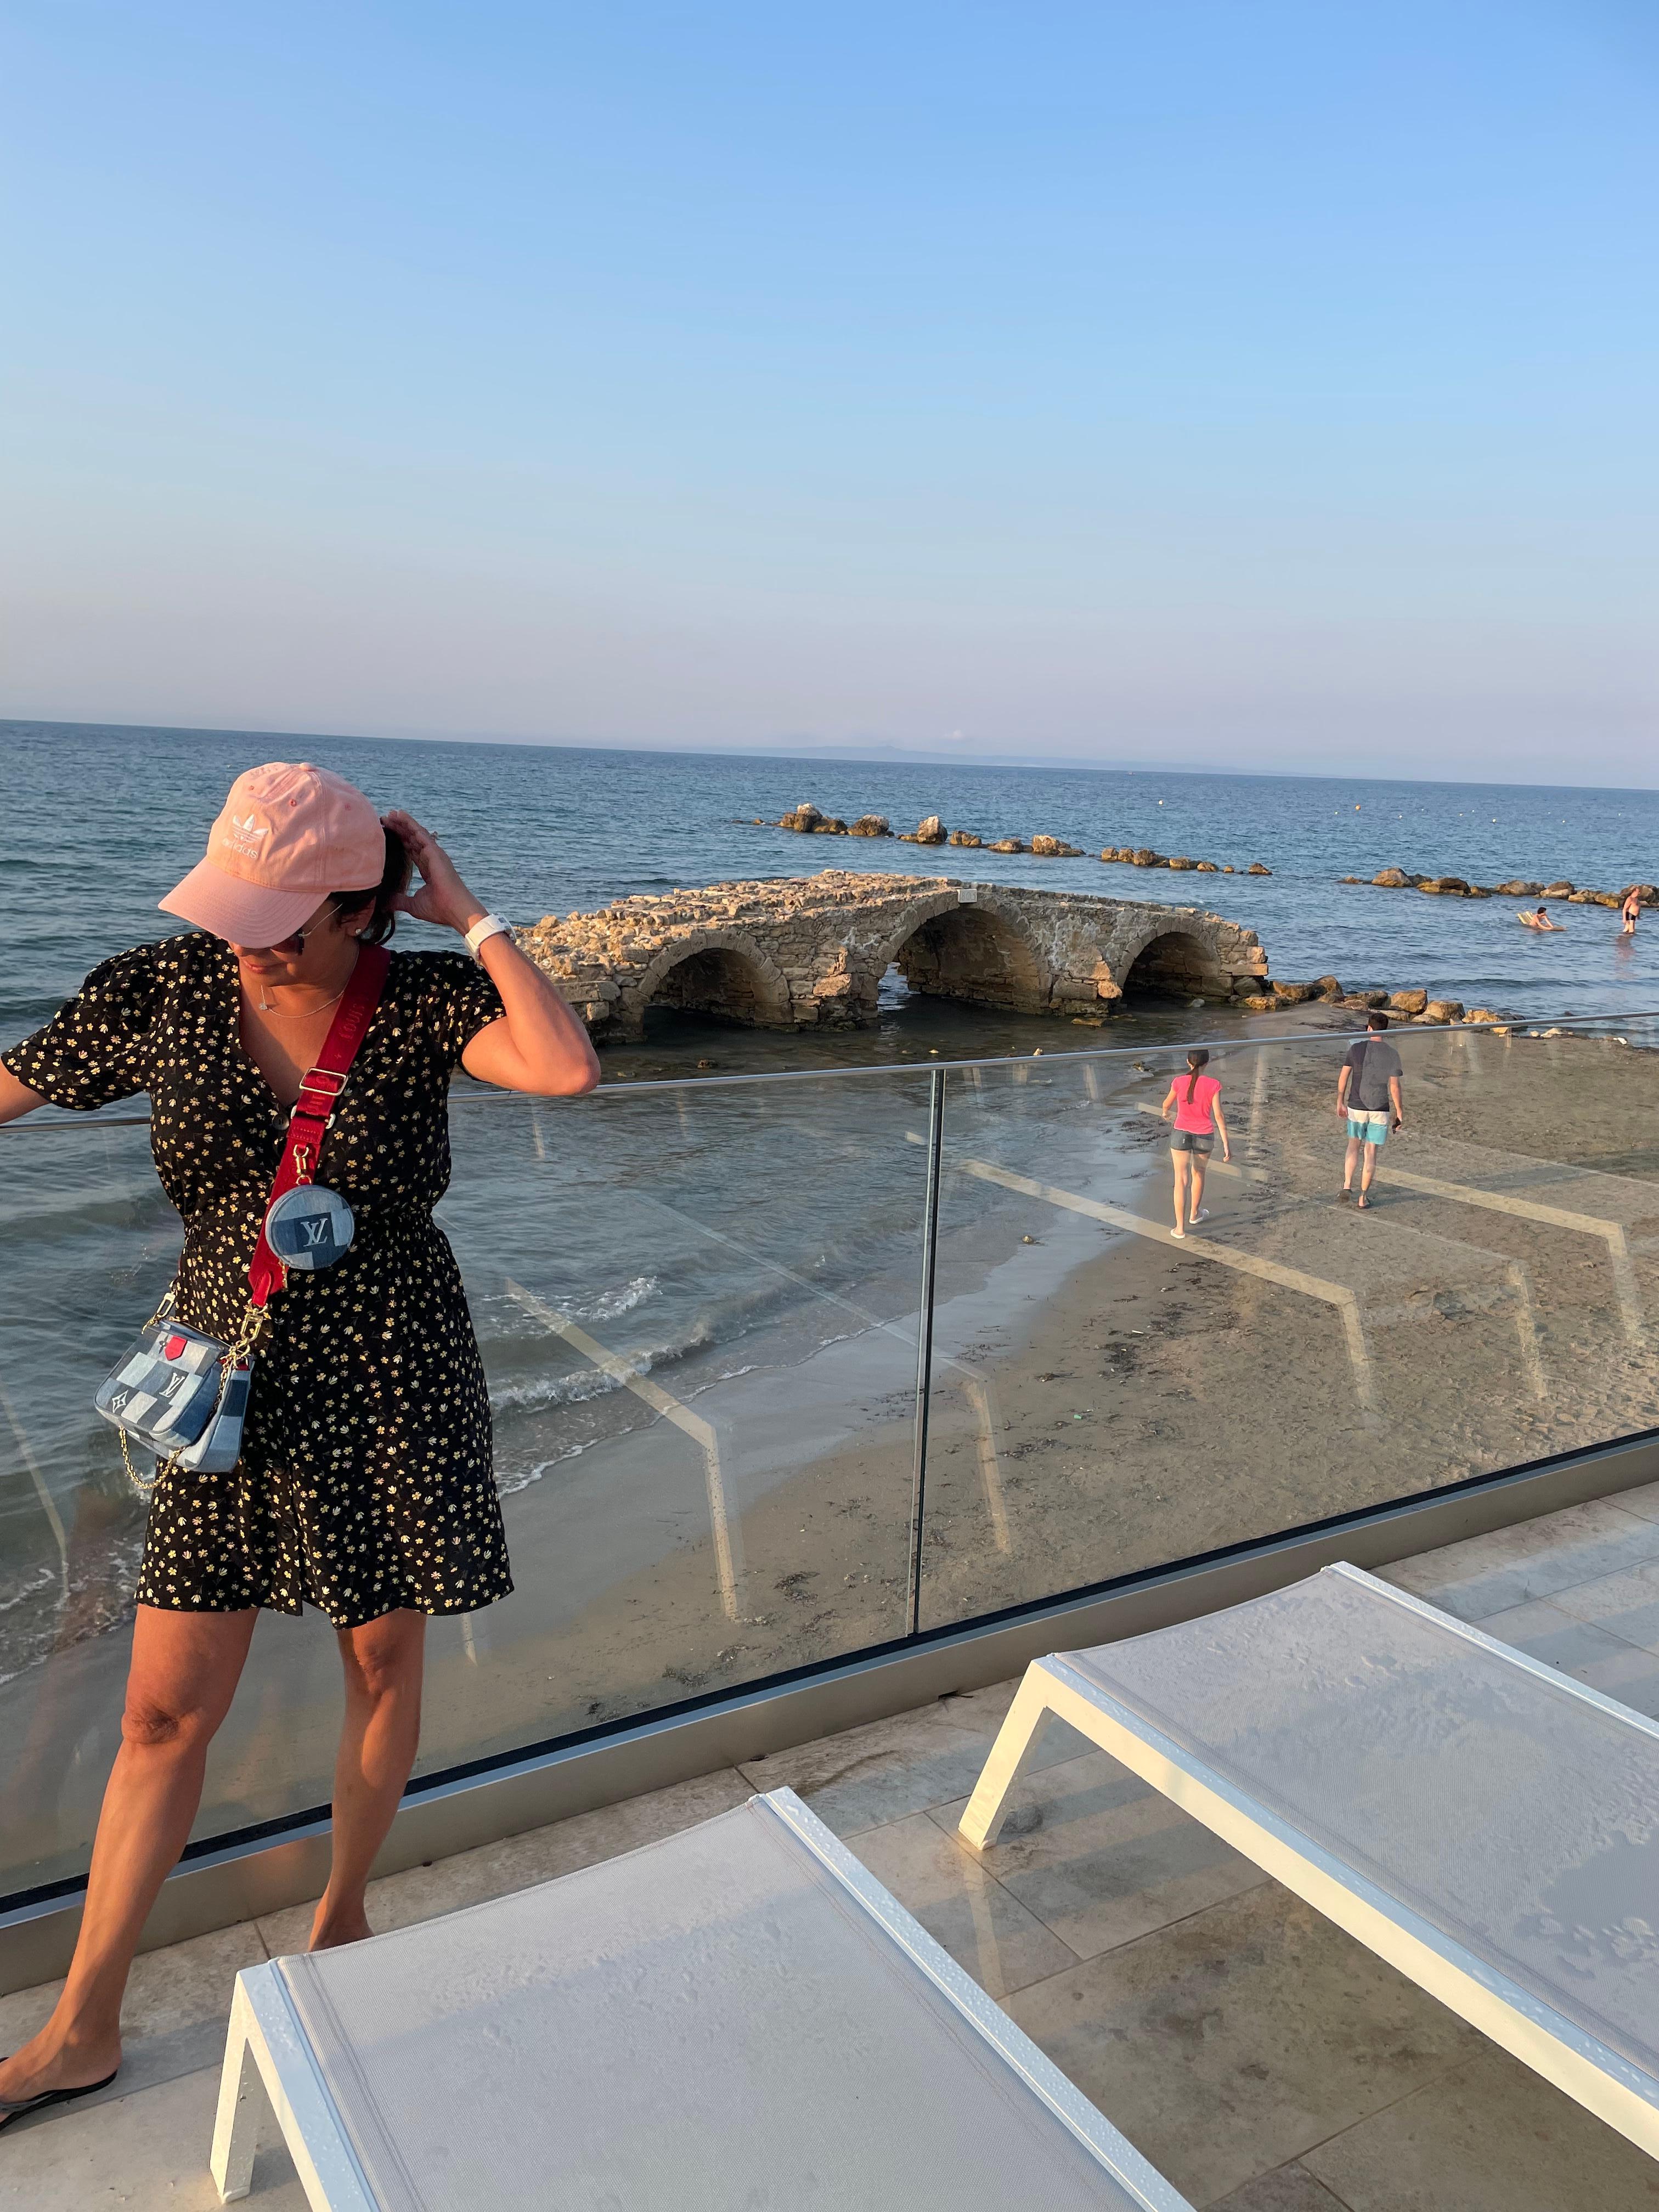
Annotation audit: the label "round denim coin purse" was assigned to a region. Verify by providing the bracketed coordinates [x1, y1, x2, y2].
[263, 1183, 357, 1273]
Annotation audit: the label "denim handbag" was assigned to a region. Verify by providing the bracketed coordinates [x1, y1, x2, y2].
[95, 1295, 253, 1488]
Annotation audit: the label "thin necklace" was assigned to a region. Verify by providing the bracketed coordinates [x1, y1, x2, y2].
[250, 983, 347, 1017]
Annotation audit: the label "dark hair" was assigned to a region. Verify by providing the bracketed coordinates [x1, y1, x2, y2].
[1367, 1011, 1390, 1030]
[329, 827, 411, 947]
[1184, 1046, 1210, 1102]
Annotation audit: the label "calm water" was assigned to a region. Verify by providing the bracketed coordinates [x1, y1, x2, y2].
[4, 719, 1658, 1047]
[1, 718, 1656, 1703]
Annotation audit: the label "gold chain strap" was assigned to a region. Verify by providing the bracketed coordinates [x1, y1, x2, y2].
[120, 1429, 171, 1497]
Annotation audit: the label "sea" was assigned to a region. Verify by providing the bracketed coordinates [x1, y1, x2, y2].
[1, 718, 1656, 1724]
[3, 719, 1657, 1049]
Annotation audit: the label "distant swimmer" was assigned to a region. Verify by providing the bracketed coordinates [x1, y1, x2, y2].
[1622, 888, 1643, 937]
[1519, 904, 1565, 931]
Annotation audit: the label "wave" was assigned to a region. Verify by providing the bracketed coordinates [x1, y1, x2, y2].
[0, 1531, 145, 1688]
[496, 1443, 589, 1497]
[487, 1319, 710, 1414]
[572, 1274, 659, 1323]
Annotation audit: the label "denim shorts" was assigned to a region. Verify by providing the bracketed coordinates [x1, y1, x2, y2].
[1169, 1128, 1215, 1154]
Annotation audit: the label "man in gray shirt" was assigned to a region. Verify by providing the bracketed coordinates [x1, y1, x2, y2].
[1337, 1011, 1404, 1209]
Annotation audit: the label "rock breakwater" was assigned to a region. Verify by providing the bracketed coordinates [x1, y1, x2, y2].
[1348, 868, 1657, 909]
[766, 804, 1268, 875]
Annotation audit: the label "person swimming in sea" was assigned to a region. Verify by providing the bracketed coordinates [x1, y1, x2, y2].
[1519, 904, 1565, 931]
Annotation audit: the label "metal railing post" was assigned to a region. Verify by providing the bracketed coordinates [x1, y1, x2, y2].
[906, 1066, 947, 1637]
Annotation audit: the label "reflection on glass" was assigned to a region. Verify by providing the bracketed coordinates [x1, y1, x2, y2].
[0, 1073, 935, 1897]
[918, 1018, 1659, 1628]
[1, 1018, 1654, 1901]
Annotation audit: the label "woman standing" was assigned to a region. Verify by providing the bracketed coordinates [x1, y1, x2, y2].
[1160, 1047, 1231, 1238]
[0, 762, 599, 2127]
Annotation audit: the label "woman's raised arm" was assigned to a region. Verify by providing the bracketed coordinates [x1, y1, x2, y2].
[384, 809, 601, 1099]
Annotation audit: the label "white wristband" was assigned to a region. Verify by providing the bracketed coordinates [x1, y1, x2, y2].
[464, 912, 513, 962]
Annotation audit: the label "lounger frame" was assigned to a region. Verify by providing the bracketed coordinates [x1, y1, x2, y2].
[957, 1561, 1659, 2161]
[212, 1785, 1190, 2209]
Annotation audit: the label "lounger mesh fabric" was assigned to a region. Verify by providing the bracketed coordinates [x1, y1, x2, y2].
[275, 1798, 1146, 2210]
[1067, 1570, 1659, 2086]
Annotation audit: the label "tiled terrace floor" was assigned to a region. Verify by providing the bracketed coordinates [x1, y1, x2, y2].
[9, 1487, 1659, 2208]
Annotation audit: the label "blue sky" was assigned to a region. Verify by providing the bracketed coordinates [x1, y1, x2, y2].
[2, 1, 1655, 782]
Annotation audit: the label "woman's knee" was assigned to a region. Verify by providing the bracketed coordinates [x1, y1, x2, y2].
[343, 1615, 424, 1703]
[121, 1690, 220, 1754]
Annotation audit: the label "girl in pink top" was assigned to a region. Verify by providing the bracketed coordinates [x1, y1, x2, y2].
[1160, 1047, 1231, 1238]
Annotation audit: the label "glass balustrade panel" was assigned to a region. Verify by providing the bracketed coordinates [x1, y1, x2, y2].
[0, 1069, 934, 1900]
[917, 1015, 1659, 1630]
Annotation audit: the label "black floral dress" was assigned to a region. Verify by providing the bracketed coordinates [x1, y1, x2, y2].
[2, 933, 515, 1629]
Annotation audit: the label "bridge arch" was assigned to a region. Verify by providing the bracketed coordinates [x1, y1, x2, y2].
[1116, 921, 1227, 1000]
[876, 893, 1052, 1014]
[636, 932, 796, 1029]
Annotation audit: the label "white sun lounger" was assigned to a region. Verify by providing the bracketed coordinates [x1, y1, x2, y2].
[958, 1562, 1659, 2159]
[212, 1785, 1190, 2210]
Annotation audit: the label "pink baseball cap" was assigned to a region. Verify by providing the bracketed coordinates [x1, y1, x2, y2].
[160, 762, 387, 945]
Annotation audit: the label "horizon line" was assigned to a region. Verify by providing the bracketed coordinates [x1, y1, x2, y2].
[3, 715, 1657, 800]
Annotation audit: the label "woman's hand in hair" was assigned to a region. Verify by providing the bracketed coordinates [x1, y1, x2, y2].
[382, 811, 485, 937]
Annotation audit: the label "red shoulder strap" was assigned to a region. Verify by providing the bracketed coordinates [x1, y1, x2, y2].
[249, 944, 391, 1311]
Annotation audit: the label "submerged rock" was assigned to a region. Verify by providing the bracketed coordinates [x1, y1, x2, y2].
[1247, 862, 1272, 876]
[848, 814, 891, 837]
[915, 815, 947, 844]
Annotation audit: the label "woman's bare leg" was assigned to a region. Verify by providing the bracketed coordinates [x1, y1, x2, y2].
[1170, 1149, 1191, 1231]
[308, 1609, 426, 1950]
[1190, 1152, 1210, 1216]
[0, 1606, 257, 2102]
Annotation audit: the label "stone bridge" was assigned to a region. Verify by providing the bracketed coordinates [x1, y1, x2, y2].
[518, 871, 1269, 1039]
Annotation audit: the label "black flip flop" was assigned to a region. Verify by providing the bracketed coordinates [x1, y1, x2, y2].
[0, 2067, 120, 2132]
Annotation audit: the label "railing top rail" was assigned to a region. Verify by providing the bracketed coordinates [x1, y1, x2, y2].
[1, 1005, 1653, 1130]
